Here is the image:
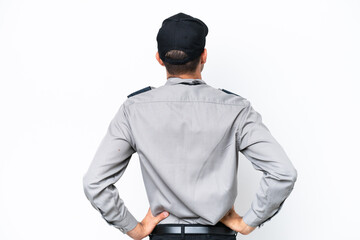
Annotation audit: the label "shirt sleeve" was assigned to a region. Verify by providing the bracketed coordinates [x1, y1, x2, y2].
[82, 103, 139, 234]
[236, 100, 298, 228]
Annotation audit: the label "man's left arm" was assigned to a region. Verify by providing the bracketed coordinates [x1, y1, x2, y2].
[83, 103, 139, 234]
[237, 100, 298, 229]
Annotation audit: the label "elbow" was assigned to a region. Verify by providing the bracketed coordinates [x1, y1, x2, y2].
[276, 164, 298, 185]
[284, 166, 298, 190]
[82, 172, 96, 201]
[288, 166, 298, 183]
[82, 171, 106, 202]
[82, 174, 90, 197]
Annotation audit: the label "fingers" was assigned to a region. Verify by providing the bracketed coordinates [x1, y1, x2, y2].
[148, 208, 170, 225]
[155, 211, 169, 223]
[148, 211, 169, 234]
[142, 209, 170, 238]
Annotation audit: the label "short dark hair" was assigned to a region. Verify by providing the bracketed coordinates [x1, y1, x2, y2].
[163, 50, 201, 75]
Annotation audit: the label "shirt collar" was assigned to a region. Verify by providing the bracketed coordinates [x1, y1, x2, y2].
[164, 77, 207, 86]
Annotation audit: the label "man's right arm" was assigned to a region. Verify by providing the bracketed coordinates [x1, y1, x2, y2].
[236, 100, 298, 228]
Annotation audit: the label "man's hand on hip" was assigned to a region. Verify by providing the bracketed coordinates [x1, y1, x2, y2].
[219, 205, 256, 235]
[127, 207, 169, 240]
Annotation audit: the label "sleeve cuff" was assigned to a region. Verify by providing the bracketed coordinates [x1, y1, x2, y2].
[242, 208, 263, 228]
[116, 208, 139, 234]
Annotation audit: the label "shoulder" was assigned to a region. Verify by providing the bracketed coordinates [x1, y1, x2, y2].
[217, 87, 247, 102]
[218, 88, 241, 97]
[127, 86, 155, 98]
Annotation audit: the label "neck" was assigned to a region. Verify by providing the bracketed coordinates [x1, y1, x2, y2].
[166, 72, 202, 80]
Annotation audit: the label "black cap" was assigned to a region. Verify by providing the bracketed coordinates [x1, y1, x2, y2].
[156, 12, 208, 65]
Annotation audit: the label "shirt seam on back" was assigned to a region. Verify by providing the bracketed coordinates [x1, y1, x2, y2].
[126, 100, 247, 107]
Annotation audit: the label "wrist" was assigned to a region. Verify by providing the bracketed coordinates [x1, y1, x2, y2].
[238, 218, 256, 235]
[126, 222, 143, 240]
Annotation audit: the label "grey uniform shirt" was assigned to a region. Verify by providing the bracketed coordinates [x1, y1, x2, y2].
[83, 77, 298, 234]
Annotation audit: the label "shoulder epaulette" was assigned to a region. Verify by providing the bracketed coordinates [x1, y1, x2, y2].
[127, 86, 154, 98]
[219, 88, 240, 96]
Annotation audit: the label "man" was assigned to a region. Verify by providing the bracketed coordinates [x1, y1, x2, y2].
[83, 12, 298, 240]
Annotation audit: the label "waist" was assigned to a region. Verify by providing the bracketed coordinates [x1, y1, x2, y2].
[150, 222, 237, 236]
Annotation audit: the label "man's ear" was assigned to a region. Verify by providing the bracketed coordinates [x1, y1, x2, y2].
[200, 48, 207, 64]
[156, 52, 165, 66]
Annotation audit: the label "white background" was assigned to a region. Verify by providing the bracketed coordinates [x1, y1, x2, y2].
[1, 1, 359, 239]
